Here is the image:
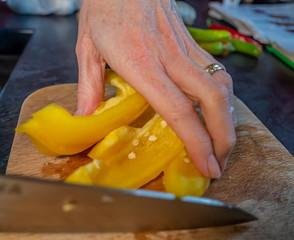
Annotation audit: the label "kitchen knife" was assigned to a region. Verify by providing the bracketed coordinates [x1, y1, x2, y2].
[0, 174, 257, 232]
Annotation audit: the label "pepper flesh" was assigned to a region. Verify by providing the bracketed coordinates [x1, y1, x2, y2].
[66, 114, 185, 189]
[163, 150, 210, 197]
[15, 69, 149, 156]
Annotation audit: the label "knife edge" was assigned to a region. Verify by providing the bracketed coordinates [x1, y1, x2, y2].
[0, 174, 257, 232]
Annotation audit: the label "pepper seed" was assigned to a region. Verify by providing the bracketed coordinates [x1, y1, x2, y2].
[128, 151, 136, 159]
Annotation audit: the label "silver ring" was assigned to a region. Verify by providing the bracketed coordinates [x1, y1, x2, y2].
[205, 63, 226, 75]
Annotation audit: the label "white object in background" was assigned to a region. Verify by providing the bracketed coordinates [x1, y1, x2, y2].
[222, 0, 241, 7]
[6, 0, 82, 15]
[176, 1, 197, 26]
[209, 2, 294, 53]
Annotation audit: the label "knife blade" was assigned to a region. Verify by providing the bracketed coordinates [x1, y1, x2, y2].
[0, 174, 257, 232]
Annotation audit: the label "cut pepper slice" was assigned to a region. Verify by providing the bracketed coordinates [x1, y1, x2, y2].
[15, 69, 149, 156]
[66, 114, 185, 189]
[163, 150, 210, 197]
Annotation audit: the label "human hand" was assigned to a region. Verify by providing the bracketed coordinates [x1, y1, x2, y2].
[75, 0, 236, 178]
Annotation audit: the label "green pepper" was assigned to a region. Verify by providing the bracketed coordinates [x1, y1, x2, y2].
[187, 26, 231, 42]
[198, 41, 235, 56]
[209, 24, 263, 48]
[187, 26, 262, 57]
[229, 39, 262, 57]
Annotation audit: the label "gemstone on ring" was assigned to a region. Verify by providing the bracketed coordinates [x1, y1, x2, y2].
[205, 63, 226, 75]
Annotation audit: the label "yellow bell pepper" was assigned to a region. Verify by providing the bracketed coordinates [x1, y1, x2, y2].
[15, 69, 149, 156]
[66, 114, 185, 189]
[163, 150, 210, 197]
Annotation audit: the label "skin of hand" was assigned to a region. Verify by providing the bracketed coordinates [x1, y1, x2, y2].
[75, 0, 236, 179]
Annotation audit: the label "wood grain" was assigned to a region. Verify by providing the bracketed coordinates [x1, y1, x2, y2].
[3, 84, 294, 239]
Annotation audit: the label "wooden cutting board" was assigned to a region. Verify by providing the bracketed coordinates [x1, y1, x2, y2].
[3, 84, 294, 240]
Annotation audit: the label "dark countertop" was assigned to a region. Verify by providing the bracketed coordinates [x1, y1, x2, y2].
[0, 6, 78, 173]
[0, 1, 293, 174]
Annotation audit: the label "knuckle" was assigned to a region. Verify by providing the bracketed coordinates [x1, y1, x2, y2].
[168, 97, 194, 123]
[75, 34, 98, 59]
[130, 52, 152, 66]
[124, 39, 155, 68]
[75, 37, 88, 59]
[221, 72, 233, 89]
[209, 84, 230, 103]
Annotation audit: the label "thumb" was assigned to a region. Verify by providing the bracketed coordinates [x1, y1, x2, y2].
[75, 34, 106, 116]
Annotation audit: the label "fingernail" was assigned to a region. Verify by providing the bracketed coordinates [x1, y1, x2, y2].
[208, 155, 221, 179]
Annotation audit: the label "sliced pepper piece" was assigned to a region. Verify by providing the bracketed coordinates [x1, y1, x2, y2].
[15, 69, 149, 156]
[163, 150, 210, 197]
[66, 114, 185, 189]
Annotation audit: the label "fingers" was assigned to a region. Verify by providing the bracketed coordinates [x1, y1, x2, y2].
[74, 0, 236, 179]
[116, 60, 222, 178]
[195, 70, 236, 172]
[209, 70, 237, 127]
[169, 8, 236, 125]
[183, 27, 237, 126]
[164, 50, 236, 176]
[75, 33, 106, 116]
[166, 17, 236, 173]
[184, 39, 237, 171]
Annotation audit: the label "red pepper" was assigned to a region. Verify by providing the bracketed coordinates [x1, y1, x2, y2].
[209, 24, 262, 48]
